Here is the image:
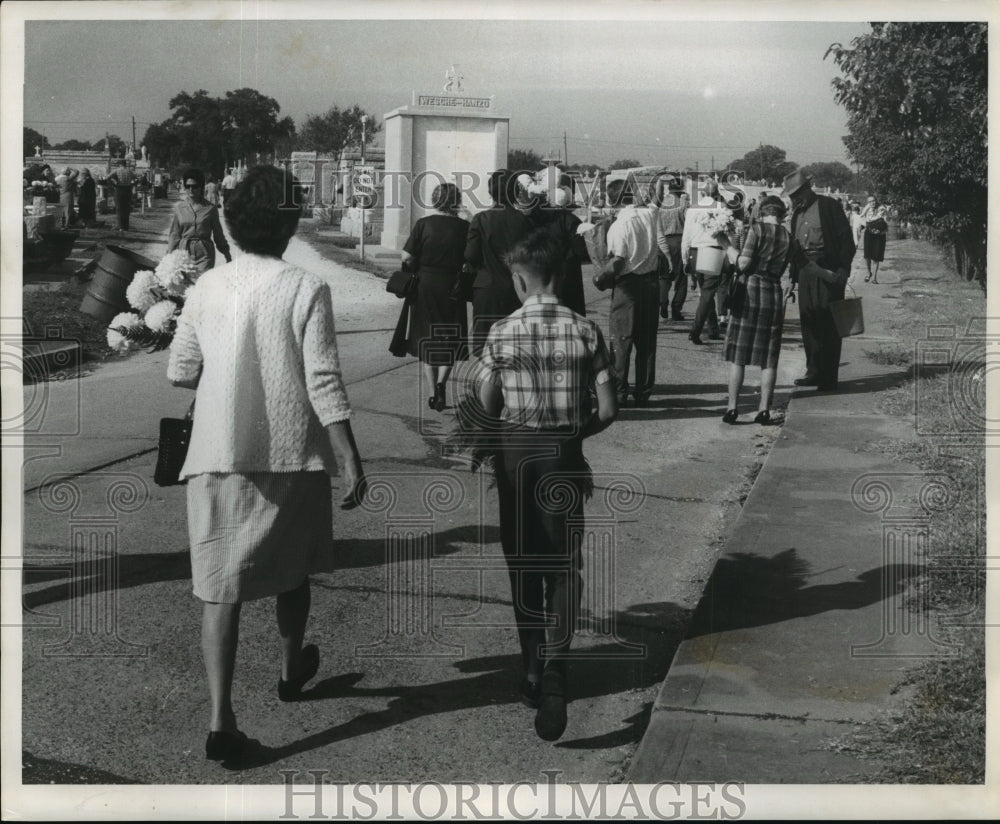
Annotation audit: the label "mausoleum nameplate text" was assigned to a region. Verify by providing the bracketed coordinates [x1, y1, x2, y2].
[417, 95, 492, 109]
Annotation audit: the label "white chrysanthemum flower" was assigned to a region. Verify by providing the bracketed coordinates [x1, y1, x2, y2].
[144, 300, 179, 333]
[154, 250, 197, 295]
[576, 222, 596, 235]
[106, 312, 143, 354]
[126, 270, 159, 312]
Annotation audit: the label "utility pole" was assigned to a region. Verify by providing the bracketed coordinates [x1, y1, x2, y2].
[759, 142, 764, 181]
[132, 116, 137, 155]
[359, 114, 367, 262]
[563, 131, 569, 167]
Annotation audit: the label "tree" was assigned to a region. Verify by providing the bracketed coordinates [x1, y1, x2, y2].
[799, 161, 855, 191]
[608, 158, 642, 170]
[142, 88, 294, 176]
[726, 145, 797, 183]
[221, 88, 295, 164]
[93, 134, 127, 157]
[53, 138, 93, 151]
[23, 126, 49, 158]
[507, 148, 541, 172]
[296, 104, 380, 157]
[141, 121, 183, 170]
[827, 23, 987, 284]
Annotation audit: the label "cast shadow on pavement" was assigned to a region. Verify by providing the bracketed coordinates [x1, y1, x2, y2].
[687, 548, 921, 638]
[788, 367, 917, 398]
[20, 524, 495, 611]
[220, 600, 691, 769]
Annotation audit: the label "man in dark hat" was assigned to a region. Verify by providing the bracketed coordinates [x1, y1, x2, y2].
[783, 168, 856, 391]
[656, 176, 688, 321]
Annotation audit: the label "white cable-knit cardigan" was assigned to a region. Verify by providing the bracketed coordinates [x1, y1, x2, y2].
[167, 254, 352, 479]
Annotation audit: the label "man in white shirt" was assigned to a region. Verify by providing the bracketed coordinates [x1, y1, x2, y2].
[221, 169, 236, 206]
[681, 180, 730, 344]
[604, 177, 663, 407]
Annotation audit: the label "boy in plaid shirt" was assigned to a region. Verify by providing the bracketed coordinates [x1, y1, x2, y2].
[477, 228, 618, 741]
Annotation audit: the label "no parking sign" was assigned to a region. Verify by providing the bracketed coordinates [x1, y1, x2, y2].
[353, 165, 376, 208]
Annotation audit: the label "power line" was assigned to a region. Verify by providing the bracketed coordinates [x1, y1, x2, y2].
[509, 134, 848, 160]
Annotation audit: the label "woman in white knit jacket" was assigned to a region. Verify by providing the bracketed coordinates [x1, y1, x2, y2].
[167, 166, 366, 764]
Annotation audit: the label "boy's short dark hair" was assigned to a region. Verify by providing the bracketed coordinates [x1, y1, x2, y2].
[504, 229, 561, 286]
[758, 195, 787, 220]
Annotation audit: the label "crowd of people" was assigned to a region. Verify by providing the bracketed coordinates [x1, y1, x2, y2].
[162, 161, 878, 760]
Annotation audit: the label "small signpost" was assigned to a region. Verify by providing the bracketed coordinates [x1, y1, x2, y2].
[353, 163, 374, 261]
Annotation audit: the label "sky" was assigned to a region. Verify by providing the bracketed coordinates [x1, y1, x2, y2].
[22, 15, 871, 170]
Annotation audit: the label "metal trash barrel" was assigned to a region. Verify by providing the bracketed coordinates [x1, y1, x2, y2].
[80, 244, 158, 323]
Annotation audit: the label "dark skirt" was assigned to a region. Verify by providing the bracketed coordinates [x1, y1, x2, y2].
[863, 229, 887, 262]
[407, 268, 468, 361]
[723, 275, 785, 369]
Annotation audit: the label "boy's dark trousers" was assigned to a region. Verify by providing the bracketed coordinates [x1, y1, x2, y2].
[609, 270, 659, 402]
[495, 433, 584, 685]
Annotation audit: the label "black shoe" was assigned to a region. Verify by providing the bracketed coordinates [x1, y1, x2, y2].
[534, 670, 567, 741]
[206, 730, 247, 761]
[688, 333, 704, 345]
[659, 304, 671, 319]
[519, 678, 541, 709]
[278, 644, 320, 702]
[672, 311, 685, 321]
[753, 410, 772, 425]
[722, 409, 738, 425]
[708, 330, 723, 341]
[793, 377, 819, 387]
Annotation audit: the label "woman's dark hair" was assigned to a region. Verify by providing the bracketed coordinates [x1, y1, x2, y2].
[224, 165, 303, 257]
[758, 195, 787, 220]
[504, 228, 561, 286]
[432, 182, 461, 212]
[182, 167, 205, 187]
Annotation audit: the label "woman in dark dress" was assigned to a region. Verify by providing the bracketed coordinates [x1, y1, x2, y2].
[77, 168, 97, 226]
[402, 183, 470, 411]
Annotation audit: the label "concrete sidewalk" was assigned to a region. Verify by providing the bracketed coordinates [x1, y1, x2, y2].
[627, 248, 949, 782]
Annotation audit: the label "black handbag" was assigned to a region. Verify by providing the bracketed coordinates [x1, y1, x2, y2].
[722, 275, 747, 315]
[153, 401, 194, 487]
[386, 269, 416, 299]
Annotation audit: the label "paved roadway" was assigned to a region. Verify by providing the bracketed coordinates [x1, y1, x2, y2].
[18, 211, 806, 784]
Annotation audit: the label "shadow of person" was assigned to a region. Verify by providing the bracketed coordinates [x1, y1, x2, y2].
[228, 600, 691, 767]
[687, 548, 921, 637]
[21, 524, 499, 610]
